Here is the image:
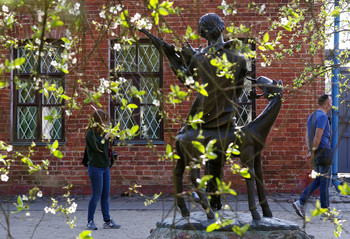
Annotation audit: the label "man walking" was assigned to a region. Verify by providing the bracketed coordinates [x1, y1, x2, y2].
[293, 94, 333, 218]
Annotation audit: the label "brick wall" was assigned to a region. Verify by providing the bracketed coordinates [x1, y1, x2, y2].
[0, 0, 324, 197]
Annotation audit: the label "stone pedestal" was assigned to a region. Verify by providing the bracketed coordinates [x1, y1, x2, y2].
[148, 211, 311, 239]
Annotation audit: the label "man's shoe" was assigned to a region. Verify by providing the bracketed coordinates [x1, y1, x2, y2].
[320, 211, 342, 220]
[86, 220, 97, 230]
[293, 200, 305, 218]
[103, 219, 121, 229]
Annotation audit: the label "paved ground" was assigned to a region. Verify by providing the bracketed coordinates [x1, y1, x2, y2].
[0, 185, 349, 239]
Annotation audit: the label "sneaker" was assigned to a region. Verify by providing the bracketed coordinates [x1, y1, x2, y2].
[293, 200, 305, 218]
[103, 219, 121, 229]
[86, 220, 97, 230]
[320, 211, 342, 220]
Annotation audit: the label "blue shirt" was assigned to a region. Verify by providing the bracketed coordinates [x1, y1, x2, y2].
[307, 110, 331, 149]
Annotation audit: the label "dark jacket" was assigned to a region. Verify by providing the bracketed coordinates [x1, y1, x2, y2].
[86, 129, 109, 168]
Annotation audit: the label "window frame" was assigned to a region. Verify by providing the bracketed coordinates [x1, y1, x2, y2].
[110, 39, 164, 145]
[236, 38, 256, 125]
[11, 39, 66, 145]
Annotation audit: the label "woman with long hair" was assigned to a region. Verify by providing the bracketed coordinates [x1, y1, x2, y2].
[85, 109, 120, 230]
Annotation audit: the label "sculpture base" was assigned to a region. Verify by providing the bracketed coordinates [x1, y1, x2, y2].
[148, 211, 311, 239]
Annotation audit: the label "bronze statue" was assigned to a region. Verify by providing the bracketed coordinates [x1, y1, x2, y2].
[140, 13, 283, 220]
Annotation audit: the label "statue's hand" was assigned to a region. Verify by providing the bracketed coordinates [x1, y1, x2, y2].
[248, 90, 263, 99]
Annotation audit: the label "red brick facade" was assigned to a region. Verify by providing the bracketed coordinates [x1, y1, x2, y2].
[0, 0, 324, 196]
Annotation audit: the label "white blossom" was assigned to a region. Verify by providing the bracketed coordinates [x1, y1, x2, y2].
[74, 3, 80, 10]
[2, 5, 9, 12]
[44, 206, 56, 214]
[65, 110, 72, 116]
[135, 18, 152, 30]
[131, 13, 141, 23]
[68, 3, 80, 15]
[111, 21, 119, 30]
[116, 4, 123, 12]
[109, 6, 118, 14]
[113, 43, 121, 51]
[51, 61, 58, 67]
[6, 145, 13, 152]
[221, 0, 230, 16]
[152, 99, 160, 107]
[260, 62, 267, 67]
[37, 10, 44, 23]
[72, 58, 77, 64]
[117, 77, 127, 84]
[99, 10, 106, 19]
[35, 38, 41, 46]
[44, 207, 49, 213]
[185, 76, 195, 85]
[26, 212, 31, 216]
[259, 4, 266, 14]
[309, 170, 318, 179]
[22, 195, 29, 201]
[281, 17, 289, 25]
[1, 174, 9, 182]
[37, 191, 43, 198]
[67, 202, 77, 214]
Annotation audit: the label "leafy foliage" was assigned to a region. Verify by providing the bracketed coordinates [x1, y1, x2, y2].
[0, 0, 349, 237]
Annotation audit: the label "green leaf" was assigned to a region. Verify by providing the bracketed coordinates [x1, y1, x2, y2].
[240, 168, 250, 178]
[121, 98, 128, 107]
[127, 103, 138, 109]
[166, 144, 172, 155]
[198, 175, 213, 189]
[0, 80, 9, 88]
[186, 25, 192, 36]
[263, 32, 269, 43]
[210, 58, 218, 66]
[339, 182, 350, 195]
[190, 34, 200, 40]
[79, 230, 93, 239]
[283, 25, 292, 32]
[52, 140, 59, 150]
[232, 224, 250, 237]
[52, 20, 64, 28]
[149, 0, 158, 9]
[61, 37, 70, 44]
[15, 57, 25, 66]
[232, 149, 240, 155]
[198, 88, 208, 96]
[53, 150, 64, 158]
[331, 8, 340, 18]
[206, 222, 220, 232]
[159, 7, 168, 16]
[17, 195, 23, 206]
[60, 94, 71, 100]
[192, 141, 205, 154]
[154, 12, 159, 25]
[130, 125, 139, 135]
[265, 44, 274, 51]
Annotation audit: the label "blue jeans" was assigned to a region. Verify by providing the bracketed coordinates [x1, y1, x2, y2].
[299, 164, 331, 209]
[88, 165, 111, 222]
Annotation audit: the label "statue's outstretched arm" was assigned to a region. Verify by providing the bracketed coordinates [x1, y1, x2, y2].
[139, 28, 199, 85]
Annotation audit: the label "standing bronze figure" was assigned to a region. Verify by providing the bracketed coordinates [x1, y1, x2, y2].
[140, 13, 282, 220]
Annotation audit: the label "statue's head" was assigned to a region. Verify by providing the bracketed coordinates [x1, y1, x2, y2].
[198, 13, 225, 41]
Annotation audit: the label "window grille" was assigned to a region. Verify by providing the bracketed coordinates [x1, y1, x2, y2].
[12, 41, 65, 143]
[237, 39, 256, 126]
[110, 40, 163, 143]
